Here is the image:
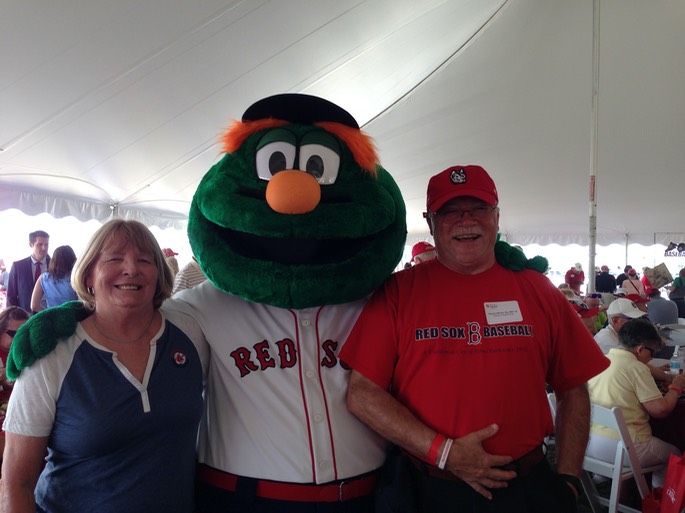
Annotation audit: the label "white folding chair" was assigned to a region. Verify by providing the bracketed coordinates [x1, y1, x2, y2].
[548, 393, 661, 513]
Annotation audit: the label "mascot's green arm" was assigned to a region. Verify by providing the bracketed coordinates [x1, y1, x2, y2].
[5, 241, 545, 380]
[6, 300, 91, 381]
[494, 239, 549, 274]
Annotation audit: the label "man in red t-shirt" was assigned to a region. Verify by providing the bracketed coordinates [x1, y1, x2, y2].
[340, 165, 609, 513]
[564, 263, 585, 295]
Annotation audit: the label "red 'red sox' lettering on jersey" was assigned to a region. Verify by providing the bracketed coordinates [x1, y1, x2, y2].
[415, 323, 534, 346]
[170, 287, 382, 484]
[230, 337, 348, 377]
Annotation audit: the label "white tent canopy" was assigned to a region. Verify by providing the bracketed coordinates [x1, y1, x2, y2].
[2, 0, 684, 246]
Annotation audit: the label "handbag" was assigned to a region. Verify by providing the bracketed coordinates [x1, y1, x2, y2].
[644, 487, 662, 513]
[661, 453, 685, 513]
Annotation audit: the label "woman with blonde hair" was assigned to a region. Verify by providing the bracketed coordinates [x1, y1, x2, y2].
[1, 220, 208, 513]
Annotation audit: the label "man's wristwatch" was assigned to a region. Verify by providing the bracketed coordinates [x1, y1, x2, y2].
[558, 473, 582, 499]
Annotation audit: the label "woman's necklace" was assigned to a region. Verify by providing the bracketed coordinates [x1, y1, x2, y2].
[92, 312, 156, 344]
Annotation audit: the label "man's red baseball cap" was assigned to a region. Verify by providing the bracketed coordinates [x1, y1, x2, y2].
[426, 165, 498, 212]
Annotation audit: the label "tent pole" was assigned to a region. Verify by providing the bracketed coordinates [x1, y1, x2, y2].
[588, 0, 601, 294]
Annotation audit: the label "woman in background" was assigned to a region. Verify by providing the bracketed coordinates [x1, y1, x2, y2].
[30, 245, 78, 311]
[623, 268, 646, 298]
[0, 306, 31, 470]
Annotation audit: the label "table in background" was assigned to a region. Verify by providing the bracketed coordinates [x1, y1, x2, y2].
[651, 398, 685, 452]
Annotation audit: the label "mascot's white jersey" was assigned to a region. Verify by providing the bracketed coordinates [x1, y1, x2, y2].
[167, 280, 386, 484]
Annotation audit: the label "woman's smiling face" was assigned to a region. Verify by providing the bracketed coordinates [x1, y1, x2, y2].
[87, 235, 159, 312]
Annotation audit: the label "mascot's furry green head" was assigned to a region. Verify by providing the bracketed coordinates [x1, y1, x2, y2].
[188, 93, 406, 309]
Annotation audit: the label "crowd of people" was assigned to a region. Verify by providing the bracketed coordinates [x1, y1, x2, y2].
[0, 219, 683, 512]
[558, 258, 685, 501]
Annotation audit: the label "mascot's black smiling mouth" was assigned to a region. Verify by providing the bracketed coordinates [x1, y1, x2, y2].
[238, 186, 353, 205]
[222, 226, 372, 265]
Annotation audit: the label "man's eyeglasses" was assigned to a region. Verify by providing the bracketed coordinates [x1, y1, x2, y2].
[2, 329, 17, 338]
[424, 205, 496, 222]
[587, 293, 602, 299]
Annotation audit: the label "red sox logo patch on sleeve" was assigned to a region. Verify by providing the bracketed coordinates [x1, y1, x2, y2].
[171, 349, 188, 367]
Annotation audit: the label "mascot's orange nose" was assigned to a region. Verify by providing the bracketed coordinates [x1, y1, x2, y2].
[265, 170, 322, 214]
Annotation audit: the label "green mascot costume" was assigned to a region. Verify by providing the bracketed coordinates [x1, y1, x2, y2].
[7, 94, 546, 513]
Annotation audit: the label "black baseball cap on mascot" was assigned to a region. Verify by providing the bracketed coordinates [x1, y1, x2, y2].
[187, 93, 407, 309]
[242, 93, 360, 128]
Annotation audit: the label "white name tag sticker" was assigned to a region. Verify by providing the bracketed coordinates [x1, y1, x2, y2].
[484, 301, 523, 324]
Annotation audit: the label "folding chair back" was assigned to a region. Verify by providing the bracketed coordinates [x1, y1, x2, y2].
[547, 393, 661, 513]
[583, 403, 662, 513]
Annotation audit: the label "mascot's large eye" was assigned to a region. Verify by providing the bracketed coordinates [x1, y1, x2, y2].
[255, 141, 297, 181]
[299, 144, 340, 185]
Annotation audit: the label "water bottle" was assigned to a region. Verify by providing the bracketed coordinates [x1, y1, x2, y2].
[670, 346, 681, 374]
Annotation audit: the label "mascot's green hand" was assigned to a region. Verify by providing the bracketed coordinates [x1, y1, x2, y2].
[494, 240, 549, 274]
[525, 255, 549, 274]
[6, 301, 91, 381]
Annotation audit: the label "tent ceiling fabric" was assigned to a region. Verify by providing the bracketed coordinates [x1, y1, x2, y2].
[1, 0, 684, 243]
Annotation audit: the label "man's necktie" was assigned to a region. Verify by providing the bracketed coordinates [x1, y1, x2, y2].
[34, 261, 41, 282]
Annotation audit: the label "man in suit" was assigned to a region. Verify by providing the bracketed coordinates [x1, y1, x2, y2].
[7, 230, 50, 312]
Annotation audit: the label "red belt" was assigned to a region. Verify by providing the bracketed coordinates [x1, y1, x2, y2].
[196, 464, 378, 503]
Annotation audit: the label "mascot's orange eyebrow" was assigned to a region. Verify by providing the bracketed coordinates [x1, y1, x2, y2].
[315, 122, 378, 176]
[221, 119, 288, 154]
[221, 119, 378, 176]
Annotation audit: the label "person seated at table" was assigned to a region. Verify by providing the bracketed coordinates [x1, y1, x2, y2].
[587, 318, 685, 486]
[584, 292, 608, 332]
[614, 287, 629, 298]
[567, 296, 600, 335]
[624, 293, 650, 314]
[595, 298, 646, 354]
[595, 298, 672, 383]
[647, 288, 679, 327]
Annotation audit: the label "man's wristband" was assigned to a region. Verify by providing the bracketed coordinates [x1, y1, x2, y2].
[669, 385, 683, 395]
[558, 473, 582, 498]
[427, 433, 446, 465]
[438, 438, 454, 469]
